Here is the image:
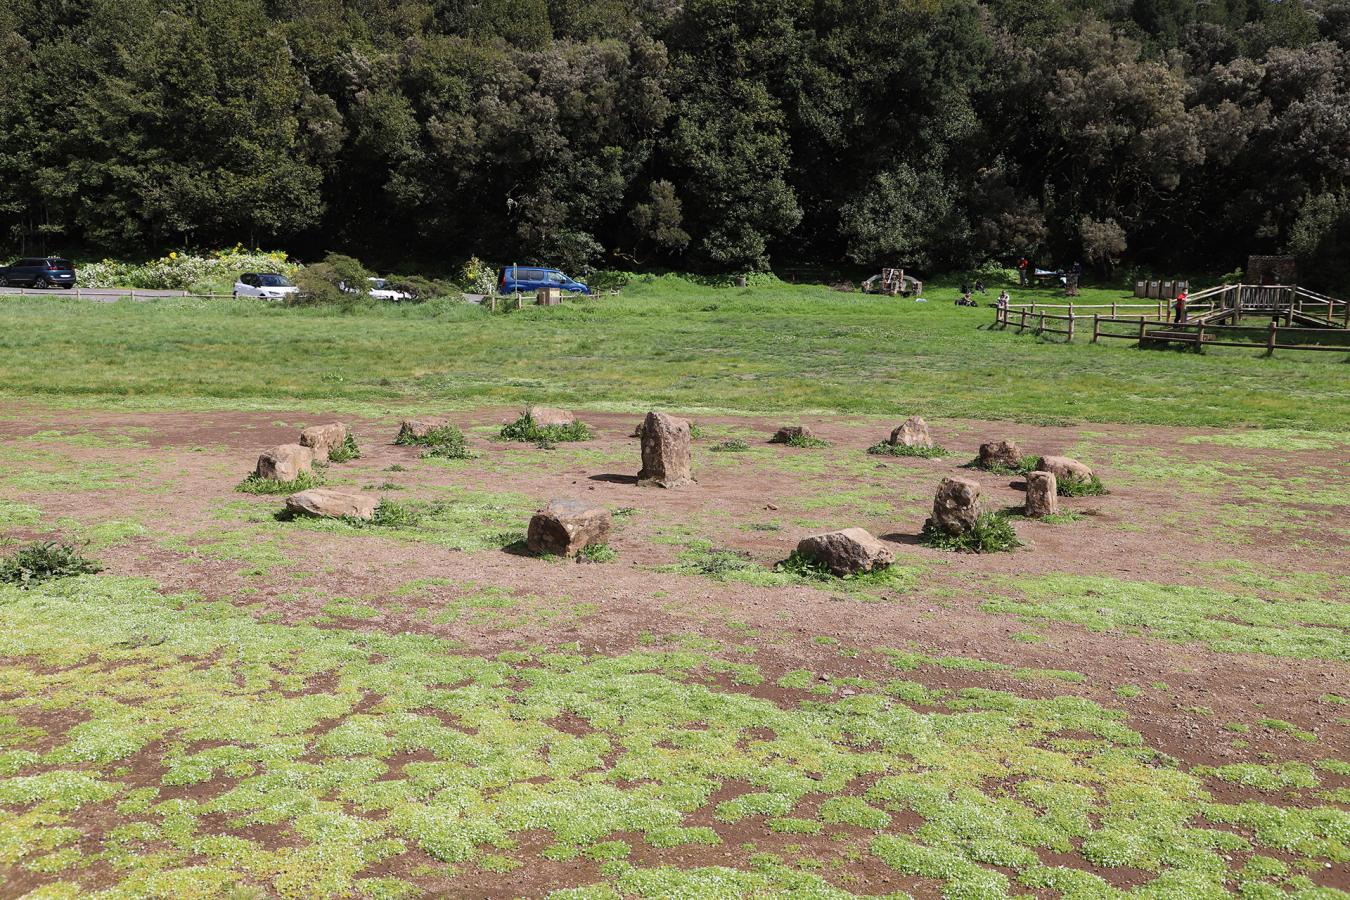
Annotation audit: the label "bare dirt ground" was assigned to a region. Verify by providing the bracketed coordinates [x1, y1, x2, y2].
[0, 404, 1346, 897]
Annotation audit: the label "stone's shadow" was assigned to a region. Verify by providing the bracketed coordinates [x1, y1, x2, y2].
[589, 473, 639, 485]
[879, 532, 925, 546]
[500, 540, 536, 558]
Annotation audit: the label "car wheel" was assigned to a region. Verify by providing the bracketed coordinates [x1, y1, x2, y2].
[0, 277, 8, 288]
[33, 278, 48, 289]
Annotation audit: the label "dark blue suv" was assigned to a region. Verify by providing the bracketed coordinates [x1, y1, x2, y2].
[499, 265, 590, 295]
[0, 257, 77, 289]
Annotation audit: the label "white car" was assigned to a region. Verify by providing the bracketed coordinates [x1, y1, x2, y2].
[234, 272, 298, 300]
[366, 277, 412, 301]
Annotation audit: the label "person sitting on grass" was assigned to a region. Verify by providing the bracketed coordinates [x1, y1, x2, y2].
[974, 279, 986, 294]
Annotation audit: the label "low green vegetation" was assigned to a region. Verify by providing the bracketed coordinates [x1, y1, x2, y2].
[661, 543, 916, 598]
[919, 513, 1022, 553]
[709, 439, 750, 453]
[0, 540, 102, 587]
[327, 433, 361, 463]
[866, 441, 948, 459]
[1058, 473, 1107, 497]
[395, 424, 475, 460]
[3, 576, 1341, 898]
[990, 575, 1350, 661]
[499, 410, 592, 445]
[236, 470, 323, 495]
[782, 433, 829, 449]
[971, 455, 1041, 477]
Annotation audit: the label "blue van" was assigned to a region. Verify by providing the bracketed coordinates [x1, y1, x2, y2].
[499, 265, 590, 295]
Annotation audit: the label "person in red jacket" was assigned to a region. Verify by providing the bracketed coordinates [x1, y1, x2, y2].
[1017, 257, 1030, 286]
[1174, 289, 1188, 323]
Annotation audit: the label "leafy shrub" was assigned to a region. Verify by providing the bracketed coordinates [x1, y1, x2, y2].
[292, 253, 372, 309]
[867, 441, 948, 459]
[0, 541, 103, 587]
[920, 513, 1022, 553]
[236, 470, 324, 495]
[972, 454, 1040, 476]
[395, 424, 475, 460]
[1058, 473, 1107, 497]
[327, 433, 361, 463]
[785, 433, 829, 449]
[370, 500, 423, 528]
[578, 543, 617, 563]
[710, 439, 750, 453]
[499, 411, 591, 444]
[78, 247, 299, 293]
[384, 274, 457, 301]
[775, 551, 900, 586]
[460, 256, 497, 295]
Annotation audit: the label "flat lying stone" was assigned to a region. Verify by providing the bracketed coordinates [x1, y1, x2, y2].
[255, 444, 315, 482]
[300, 422, 348, 459]
[527, 406, 576, 428]
[285, 489, 378, 521]
[978, 440, 1022, 470]
[526, 498, 612, 556]
[397, 418, 449, 442]
[796, 528, 894, 577]
[1036, 455, 1094, 483]
[771, 425, 814, 444]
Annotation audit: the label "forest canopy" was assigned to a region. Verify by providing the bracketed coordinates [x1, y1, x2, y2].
[3, 0, 1350, 281]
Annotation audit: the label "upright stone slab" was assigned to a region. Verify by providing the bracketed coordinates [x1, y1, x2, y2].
[285, 488, 378, 521]
[929, 476, 983, 536]
[638, 412, 694, 488]
[255, 444, 315, 482]
[527, 499, 612, 557]
[527, 407, 576, 428]
[771, 425, 814, 444]
[1036, 455, 1093, 484]
[1024, 471, 1059, 518]
[978, 440, 1022, 470]
[299, 422, 348, 459]
[796, 528, 894, 577]
[889, 416, 932, 449]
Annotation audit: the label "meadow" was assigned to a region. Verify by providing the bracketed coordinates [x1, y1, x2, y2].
[0, 278, 1346, 898]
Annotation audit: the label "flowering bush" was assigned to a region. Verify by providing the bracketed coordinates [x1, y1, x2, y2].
[77, 247, 301, 292]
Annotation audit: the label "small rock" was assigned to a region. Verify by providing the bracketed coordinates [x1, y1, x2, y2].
[889, 416, 932, 449]
[637, 411, 694, 488]
[285, 488, 378, 520]
[255, 444, 315, 482]
[766, 503, 779, 511]
[1024, 471, 1059, 518]
[299, 422, 348, 459]
[978, 440, 1022, 470]
[1036, 455, 1094, 482]
[770, 425, 814, 444]
[927, 476, 982, 536]
[526, 498, 612, 557]
[795, 527, 895, 576]
[397, 418, 449, 441]
[527, 406, 576, 428]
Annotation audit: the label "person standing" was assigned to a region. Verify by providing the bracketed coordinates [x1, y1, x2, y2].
[1018, 257, 1029, 286]
[1174, 289, 1188, 324]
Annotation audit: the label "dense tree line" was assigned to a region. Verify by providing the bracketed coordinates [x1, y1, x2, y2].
[3, 0, 1350, 283]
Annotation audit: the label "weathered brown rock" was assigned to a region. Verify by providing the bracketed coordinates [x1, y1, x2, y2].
[397, 418, 449, 442]
[889, 416, 932, 448]
[255, 444, 315, 482]
[285, 489, 378, 520]
[1024, 471, 1059, 518]
[1036, 455, 1094, 483]
[928, 476, 983, 536]
[299, 422, 348, 459]
[526, 498, 612, 556]
[796, 528, 894, 576]
[978, 440, 1022, 470]
[771, 425, 814, 444]
[527, 406, 576, 428]
[638, 412, 694, 488]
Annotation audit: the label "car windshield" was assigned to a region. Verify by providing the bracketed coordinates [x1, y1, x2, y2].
[369, 278, 387, 289]
[257, 274, 292, 287]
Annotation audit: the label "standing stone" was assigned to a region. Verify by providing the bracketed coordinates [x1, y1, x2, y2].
[527, 407, 576, 428]
[928, 476, 983, 536]
[397, 418, 449, 442]
[771, 425, 814, 444]
[1024, 471, 1059, 518]
[299, 423, 348, 459]
[527, 499, 612, 556]
[255, 444, 315, 482]
[796, 528, 894, 576]
[638, 412, 694, 488]
[285, 489, 378, 521]
[889, 416, 932, 449]
[1036, 455, 1094, 483]
[978, 440, 1022, 470]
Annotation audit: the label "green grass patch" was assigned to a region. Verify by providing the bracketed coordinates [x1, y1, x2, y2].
[782, 433, 829, 449]
[1058, 473, 1107, 497]
[0, 541, 103, 587]
[578, 543, 617, 564]
[919, 513, 1022, 553]
[499, 410, 591, 444]
[866, 441, 949, 459]
[236, 470, 323, 495]
[327, 432, 361, 462]
[709, 439, 749, 453]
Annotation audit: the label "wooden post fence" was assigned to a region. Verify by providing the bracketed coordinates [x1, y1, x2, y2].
[1092, 313, 1100, 343]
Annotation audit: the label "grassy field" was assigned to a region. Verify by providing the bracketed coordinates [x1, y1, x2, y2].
[0, 276, 1346, 429]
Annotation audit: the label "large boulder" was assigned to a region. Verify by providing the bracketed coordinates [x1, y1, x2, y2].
[978, 440, 1022, 470]
[1036, 455, 1094, 483]
[796, 528, 894, 577]
[285, 489, 378, 521]
[928, 476, 983, 536]
[397, 418, 449, 442]
[1024, 471, 1059, 518]
[255, 444, 315, 482]
[526, 499, 612, 556]
[527, 406, 576, 428]
[299, 422, 348, 459]
[889, 416, 932, 449]
[638, 412, 694, 488]
[771, 425, 814, 444]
